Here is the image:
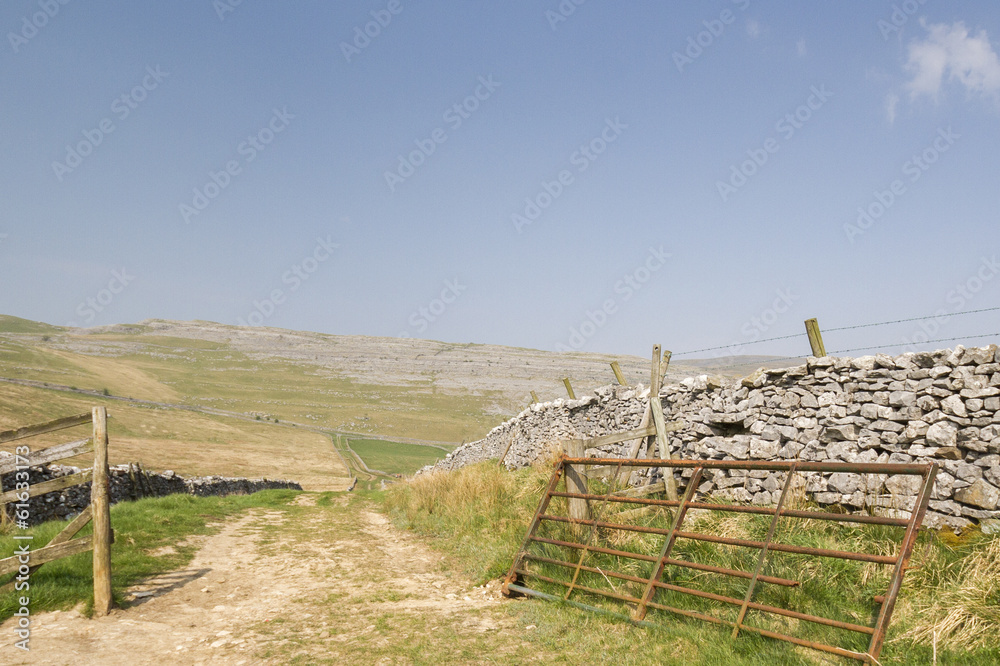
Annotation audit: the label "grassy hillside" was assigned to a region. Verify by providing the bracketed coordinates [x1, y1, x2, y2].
[0, 381, 350, 491]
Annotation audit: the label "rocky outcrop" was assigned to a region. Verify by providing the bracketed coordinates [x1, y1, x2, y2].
[428, 345, 1000, 531]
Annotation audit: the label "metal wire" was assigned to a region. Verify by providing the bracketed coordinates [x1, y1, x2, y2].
[672, 305, 999, 359]
[672, 333, 807, 357]
[829, 332, 1000, 356]
[824, 306, 1000, 333]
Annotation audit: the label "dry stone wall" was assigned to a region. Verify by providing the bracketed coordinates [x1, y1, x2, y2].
[429, 345, 1000, 531]
[1, 464, 302, 526]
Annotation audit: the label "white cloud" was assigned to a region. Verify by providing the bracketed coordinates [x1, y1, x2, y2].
[905, 20, 1000, 100]
[885, 93, 899, 124]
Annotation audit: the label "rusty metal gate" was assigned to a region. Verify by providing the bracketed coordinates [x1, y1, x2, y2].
[502, 455, 938, 664]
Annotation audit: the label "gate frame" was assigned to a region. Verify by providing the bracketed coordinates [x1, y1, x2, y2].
[503, 454, 938, 665]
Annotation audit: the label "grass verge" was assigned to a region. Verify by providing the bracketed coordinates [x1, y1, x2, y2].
[384, 461, 1000, 665]
[0, 489, 299, 620]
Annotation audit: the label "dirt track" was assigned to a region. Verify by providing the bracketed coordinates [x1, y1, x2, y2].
[0, 495, 523, 665]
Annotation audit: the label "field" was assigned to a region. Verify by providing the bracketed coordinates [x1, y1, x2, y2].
[347, 438, 454, 476]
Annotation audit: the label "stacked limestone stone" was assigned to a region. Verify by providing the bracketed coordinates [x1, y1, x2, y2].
[428, 345, 1000, 531]
[0, 464, 302, 526]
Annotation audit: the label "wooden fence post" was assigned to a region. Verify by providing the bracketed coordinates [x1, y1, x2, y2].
[649, 345, 678, 501]
[565, 439, 589, 522]
[91, 406, 113, 617]
[804, 318, 827, 357]
[610, 361, 627, 386]
[562, 378, 576, 400]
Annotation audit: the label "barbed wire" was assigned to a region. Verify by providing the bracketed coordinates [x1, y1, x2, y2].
[668, 331, 1000, 377]
[671, 305, 999, 358]
[823, 305, 1000, 333]
[829, 332, 1000, 356]
[671, 332, 807, 357]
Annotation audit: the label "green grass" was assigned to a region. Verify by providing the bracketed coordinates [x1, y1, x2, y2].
[384, 461, 1000, 665]
[347, 437, 453, 476]
[0, 315, 62, 335]
[0, 489, 300, 620]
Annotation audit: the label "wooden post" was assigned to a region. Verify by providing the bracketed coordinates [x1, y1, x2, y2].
[610, 361, 627, 386]
[562, 378, 576, 400]
[649, 345, 678, 501]
[498, 435, 516, 468]
[564, 439, 589, 522]
[804, 318, 827, 357]
[91, 406, 113, 617]
[530, 390, 540, 404]
[660, 350, 672, 382]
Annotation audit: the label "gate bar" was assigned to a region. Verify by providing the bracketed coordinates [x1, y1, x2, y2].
[524, 552, 799, 588]
[565, 457, 932, 475]
[633, 466, 704, 621]
[732, 463, 797, 639]
[517, 558, 874, 634]
[563, 458, 627, 600]
[550, 492, 912, 527]
[672, 531, 898, 565]
[866, 463, 938, 659]
[526, 541, 800, 587]
[502, 459, 566, 593]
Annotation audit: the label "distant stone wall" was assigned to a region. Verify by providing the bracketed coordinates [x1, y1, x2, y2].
[1, 464, 301, 526]
[428, 345, 1000, 531]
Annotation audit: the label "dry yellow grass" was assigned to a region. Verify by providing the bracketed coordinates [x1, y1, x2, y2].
[896, 535, 1000, 651]
[0, 382, 351, 491]
[40, 347, 182, 403]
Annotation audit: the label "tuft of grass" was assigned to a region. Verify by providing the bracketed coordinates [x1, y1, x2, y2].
[895, 531, 1000, 651]
[384, 461, 550, 582]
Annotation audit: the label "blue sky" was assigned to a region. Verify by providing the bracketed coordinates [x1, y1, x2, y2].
[1, 1, 998, 360]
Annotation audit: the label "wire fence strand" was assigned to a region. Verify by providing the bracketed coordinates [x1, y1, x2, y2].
[671, 305, 999, 359]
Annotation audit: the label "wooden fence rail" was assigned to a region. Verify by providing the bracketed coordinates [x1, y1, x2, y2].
[0, 407, 114, 615]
